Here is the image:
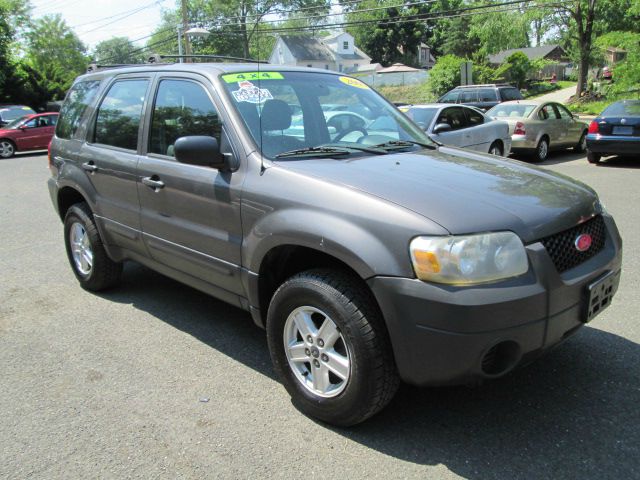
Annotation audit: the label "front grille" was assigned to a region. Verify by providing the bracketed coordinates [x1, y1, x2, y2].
[539, 215, 606, 273]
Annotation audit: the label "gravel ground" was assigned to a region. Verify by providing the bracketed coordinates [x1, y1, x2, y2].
[1, 150, 638, 479]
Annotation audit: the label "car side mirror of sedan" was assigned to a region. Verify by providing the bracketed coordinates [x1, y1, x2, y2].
[174, 136, 231, 171]
[433, 123, 452, 134]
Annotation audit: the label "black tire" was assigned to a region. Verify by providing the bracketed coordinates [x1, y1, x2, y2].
[0, 139, 16, 159]
[574, 131, 587, 153]
[488, 141, 503, 156]
[63, 202, 122, 291]
[266, 269, 399, 426]
[533, 137, 549, 162]
[587, 150, 601, 164]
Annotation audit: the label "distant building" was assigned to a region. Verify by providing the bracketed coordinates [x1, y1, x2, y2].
[268, 33, 372, 73]
[398, 42, 436, 69]
[605, 47, 627, 65]
[488, 45, 569, 65]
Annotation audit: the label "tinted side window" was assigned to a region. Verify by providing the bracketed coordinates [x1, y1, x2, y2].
[94, 80, 148, 150]
[437, 107, 468, 130]
[500, 88, 523, 101]
[465, 107, 485, 126]
[56, 80, 101, 139]
[440, 91, 459, 103]
[459, 90, 477, 103]
[478, 88, 498, 102]
[149, 80, 221, 157]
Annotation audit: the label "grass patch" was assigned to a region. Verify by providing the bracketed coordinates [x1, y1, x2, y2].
[376, 82, 435, 104]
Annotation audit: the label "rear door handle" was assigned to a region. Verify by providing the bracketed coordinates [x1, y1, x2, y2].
[82, 161, 98, 172]
[142, 176, 165, 190]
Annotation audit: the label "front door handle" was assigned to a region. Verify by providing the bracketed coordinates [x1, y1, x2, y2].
[82, 161, 98, 172]
[142, 176, 165, 190]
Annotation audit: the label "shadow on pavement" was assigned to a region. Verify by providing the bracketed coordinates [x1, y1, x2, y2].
[595, 156, 640, 169]
[105, 263, 639, 478]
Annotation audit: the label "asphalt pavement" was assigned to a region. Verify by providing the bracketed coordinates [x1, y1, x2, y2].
[1, 150, 639, 479]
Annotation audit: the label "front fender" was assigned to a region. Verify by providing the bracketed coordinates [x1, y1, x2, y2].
[244, 208, 415, 279]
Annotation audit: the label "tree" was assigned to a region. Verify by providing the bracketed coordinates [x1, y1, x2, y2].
[0, 0, 32, 102]
[493, 51, 531, 88]
[93, 37, 146, 64]
[426, 54, 466, 96]
[469, 9, 530, 56]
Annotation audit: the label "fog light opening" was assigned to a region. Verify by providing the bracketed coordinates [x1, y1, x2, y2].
[481, 341, 521, 377]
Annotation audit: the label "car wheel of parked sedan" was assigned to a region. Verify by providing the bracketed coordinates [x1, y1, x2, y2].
[533, 137, 549, 162]
[266, 269, 399, 427]
[587, 151, 601, 164]
[574, 131, 587, 153]
[64, 202, 122, 291]
[488, 141, 503, 156]
[0, 140, 16, 158]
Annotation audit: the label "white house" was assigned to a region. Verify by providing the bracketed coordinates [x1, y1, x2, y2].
[268, 33, 372, 73]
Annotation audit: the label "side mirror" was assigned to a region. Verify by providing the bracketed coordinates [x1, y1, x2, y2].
[174, 136, 229, 170]
[18, 125, 27, 131]
[433, 123, 452, 134]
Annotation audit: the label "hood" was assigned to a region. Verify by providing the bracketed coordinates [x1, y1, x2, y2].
[275, 146, 599, 243]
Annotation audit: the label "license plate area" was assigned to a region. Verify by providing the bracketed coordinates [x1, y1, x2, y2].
[583, 271, 619, 323]
[612, 126, 633, 135]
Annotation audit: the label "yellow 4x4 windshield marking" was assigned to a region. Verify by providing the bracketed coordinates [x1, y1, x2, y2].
[222, 72, 284, 83]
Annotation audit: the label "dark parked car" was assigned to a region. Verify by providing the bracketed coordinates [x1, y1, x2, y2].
[0, 112, 59, 158]
[586, 100, 640, 164]
[0, 105, 36, 126]
[48, 63, 622, 426]
[438, 84, 523, 111]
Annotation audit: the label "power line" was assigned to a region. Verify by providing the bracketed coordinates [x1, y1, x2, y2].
[73, 0, 161, 29]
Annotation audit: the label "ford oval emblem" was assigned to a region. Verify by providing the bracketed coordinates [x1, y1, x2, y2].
[575, 233, 592, 252]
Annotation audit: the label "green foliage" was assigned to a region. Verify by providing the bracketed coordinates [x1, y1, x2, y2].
[469, 9, 529, 56]
[376, 81, 435, 104]
[595, 31, 640, 96]
[93, 37, 146, 64]
[493, 51, 531, 89]
[425, 54, 466, 97]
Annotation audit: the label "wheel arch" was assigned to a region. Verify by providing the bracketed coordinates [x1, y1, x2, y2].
[57, 185, 90, 221]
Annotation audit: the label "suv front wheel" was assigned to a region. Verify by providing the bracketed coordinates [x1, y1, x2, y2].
[64, 202, 122, 291]
[266, 269, 399, 426]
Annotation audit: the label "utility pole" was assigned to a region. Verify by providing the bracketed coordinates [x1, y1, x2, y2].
[180, 0, 192, 62]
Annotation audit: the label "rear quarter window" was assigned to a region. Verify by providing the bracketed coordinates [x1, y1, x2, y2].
[56, 80, 102, 139]
[500, 88, 523, 101]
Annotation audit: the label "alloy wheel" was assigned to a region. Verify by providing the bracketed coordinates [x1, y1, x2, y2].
[0, 141, 14, 158]
[283, 306, 351, 398]
[69, 222, 93, 275]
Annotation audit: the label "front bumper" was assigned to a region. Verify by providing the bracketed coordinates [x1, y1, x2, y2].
[368, 215, 623, 386]
[587, 134, 640, 156]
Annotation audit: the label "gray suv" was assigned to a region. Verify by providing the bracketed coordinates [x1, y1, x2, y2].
[48, 62, 622, 426]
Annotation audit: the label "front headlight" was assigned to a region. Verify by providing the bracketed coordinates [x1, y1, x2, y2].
[410, 232, 529, 285]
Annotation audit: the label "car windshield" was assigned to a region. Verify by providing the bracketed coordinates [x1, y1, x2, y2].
[4, 115, 29, 129]
[1, 107, 35, 121]
[403, 107, 438, 129]
[487, 104, 536, 118]
[602, 100, 640, 116]
[220, 71, 433, 159]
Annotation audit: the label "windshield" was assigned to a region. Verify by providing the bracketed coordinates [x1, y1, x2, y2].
[487, 104, 536, 119]
[4, 115, 29, 129]
[1, 106, 35, 121]
[602, 100, 640, 116]
[220, 71, 433, 158]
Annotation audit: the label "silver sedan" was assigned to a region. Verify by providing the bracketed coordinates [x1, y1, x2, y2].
[487, 100, 589, 161]
[400, 104, 512, 156]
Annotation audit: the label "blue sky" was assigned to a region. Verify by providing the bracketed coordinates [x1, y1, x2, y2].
[31, 0, 175, 50]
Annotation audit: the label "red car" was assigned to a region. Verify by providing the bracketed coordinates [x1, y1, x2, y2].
[0, 112, 59, 158]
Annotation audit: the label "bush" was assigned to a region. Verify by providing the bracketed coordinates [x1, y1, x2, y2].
[493, 52, 531, 89]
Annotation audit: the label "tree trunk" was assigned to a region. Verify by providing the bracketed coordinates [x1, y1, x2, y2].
[575, 0, 596, 98]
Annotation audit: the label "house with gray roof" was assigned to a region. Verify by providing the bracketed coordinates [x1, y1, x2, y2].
[488, 45, 569, 65]
[269, 33, 372, 73]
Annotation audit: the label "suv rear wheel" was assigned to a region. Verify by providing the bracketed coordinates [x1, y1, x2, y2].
[64, 202, 122, 291]
[266, 269, 399, 426]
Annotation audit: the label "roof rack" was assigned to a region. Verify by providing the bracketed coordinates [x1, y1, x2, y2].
[147, 54, 268, 64]
[86, 63, 152, 72]
[455, 83, 514, 88]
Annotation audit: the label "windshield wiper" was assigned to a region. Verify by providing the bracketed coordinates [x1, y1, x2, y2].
[372, 139, 437, 151]
[275, 144, 388, 159]
[275, 146, 353, 159]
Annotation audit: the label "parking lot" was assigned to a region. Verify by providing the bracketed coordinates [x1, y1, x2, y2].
[1, 150, 638, 479]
